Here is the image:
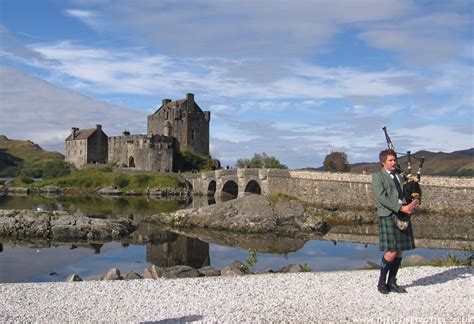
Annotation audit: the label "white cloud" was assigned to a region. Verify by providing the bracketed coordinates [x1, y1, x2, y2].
[25, 41, 433, 101]
[359, 11, 471, 64]
[396, 125, 474, 153]
[63, 0, 472, 66]
[0, 26, 61, 66]
[64, 9, 105, 31]
[65, 0, 412, 58]
[65, 9, 95, 19]
[0, 66, 145, 152]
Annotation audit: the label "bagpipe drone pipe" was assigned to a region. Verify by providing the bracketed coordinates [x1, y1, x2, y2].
[382, 127, 425, 204]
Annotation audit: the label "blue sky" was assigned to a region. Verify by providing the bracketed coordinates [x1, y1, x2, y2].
[0, 0, 472, 168]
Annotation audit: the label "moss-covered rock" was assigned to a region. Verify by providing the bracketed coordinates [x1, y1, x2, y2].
[149, 194, 328, 234]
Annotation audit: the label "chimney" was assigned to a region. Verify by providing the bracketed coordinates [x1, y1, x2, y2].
[96, 124, 102, 131]
[162, 99, 171, 106]
[71, 127, 79, 140]
[186, 93, 194, 106]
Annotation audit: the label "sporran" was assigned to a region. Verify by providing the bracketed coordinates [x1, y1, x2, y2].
[392, 212, 411, 231]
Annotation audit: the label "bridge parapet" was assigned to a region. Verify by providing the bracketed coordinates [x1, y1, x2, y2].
[183, 169, 474, 215]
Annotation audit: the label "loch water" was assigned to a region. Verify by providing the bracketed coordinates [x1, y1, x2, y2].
[0, 195, 471, 283]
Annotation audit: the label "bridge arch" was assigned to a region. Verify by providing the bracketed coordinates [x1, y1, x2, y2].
[185, 180, 193, 191]
[207, 180, 216, 196]
[244, 180, 261, 195]
[221, 180, 238, 201]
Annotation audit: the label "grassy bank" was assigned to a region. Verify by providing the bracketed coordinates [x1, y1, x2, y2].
[12, 168, 183, 192]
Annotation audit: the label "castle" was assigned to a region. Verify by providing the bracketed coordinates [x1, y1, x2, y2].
[65, 93, 210, 172]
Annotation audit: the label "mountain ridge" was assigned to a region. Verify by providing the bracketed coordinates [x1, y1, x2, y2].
[349, 148, 473, 176]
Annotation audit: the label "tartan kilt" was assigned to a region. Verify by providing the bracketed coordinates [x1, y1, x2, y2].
[378, 214, 415, 251]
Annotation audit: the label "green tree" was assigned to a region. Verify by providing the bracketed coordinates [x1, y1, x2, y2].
[236, 153, 287, 169]
[174, 148, 219, 172]
[323, 151, 350, 172]
[42, 160, 75, 179]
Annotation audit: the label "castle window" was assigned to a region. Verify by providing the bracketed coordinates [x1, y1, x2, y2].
[165, 110, 169, 120]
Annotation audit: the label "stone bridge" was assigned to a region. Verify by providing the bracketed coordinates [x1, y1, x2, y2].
[183, 169, 474, 215]
[184, 169, 266, 202]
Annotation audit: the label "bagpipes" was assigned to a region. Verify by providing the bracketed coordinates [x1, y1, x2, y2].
[382, 127, 425, 204]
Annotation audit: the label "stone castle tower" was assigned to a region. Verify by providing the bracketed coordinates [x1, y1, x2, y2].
[147, 93, 210, 155]
[65, 93, 210, 172]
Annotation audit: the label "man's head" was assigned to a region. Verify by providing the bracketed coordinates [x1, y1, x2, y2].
[379, 149, 398, 172]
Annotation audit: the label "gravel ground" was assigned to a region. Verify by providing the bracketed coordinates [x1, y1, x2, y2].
[1, 266, 472, 323]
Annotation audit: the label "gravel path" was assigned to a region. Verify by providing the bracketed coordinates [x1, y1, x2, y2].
[1, 266, 472, 323]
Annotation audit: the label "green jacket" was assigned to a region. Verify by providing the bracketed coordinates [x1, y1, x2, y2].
[371, 169, 402, 217]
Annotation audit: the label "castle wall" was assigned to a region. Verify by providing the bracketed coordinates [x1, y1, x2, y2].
[147, 94, 210, 155]
[65, 139, 88, 168]
[108, 134, 174, 172]
[185, 109, 210, 155]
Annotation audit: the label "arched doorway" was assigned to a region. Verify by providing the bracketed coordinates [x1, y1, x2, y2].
[221, 180, 238, 201]
[244, 180, 261, 195]
[128, 156, 135, 168]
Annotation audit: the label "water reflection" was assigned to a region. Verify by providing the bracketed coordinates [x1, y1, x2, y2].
[1, 231, 469, 283]
[0, 194, 472, 283]
[146, 234, 209, 268]
[0, 194, 189, 217]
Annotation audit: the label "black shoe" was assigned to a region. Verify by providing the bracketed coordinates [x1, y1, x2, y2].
[377, 283, 390, 294]
[388, 281, 407, 293]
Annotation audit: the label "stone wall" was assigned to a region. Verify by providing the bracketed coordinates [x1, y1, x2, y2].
[65, 139, 87, 168]
[108, 134, 175, 172]
[267, 170, 474, 216]
[185, 169, 474, 216]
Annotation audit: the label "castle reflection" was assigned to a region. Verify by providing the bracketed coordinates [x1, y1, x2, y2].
[146, 234, 210, 268]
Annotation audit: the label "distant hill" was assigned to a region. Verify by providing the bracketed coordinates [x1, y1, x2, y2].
[0, 135, 64, 177]
[349, 148, 474, 177]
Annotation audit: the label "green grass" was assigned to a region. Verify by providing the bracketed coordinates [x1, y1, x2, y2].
[14, 168, 182, 191]
[430, 252, 473, 267]
[268, 192, 299, 204]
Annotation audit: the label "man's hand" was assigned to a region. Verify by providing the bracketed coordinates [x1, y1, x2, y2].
[400, 204, 413, 214]
[411, 199, 420, 208]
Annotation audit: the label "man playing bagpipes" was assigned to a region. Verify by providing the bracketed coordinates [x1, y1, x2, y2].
[371, 127, 424, 294]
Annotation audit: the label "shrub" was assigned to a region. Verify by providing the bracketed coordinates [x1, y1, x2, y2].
[236, 153, 287, 169]
[323, 152, 350, 172]
[42, 160, 75, 179]
[134, 174, 151, 187]
[17, 175, 34, 184]
[114, 174, 130, 188]
[174, 148, 217, 172]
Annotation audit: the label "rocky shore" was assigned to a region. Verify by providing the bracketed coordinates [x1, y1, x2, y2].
[1, 266, 471, 322]
[0, 209, 135, 241]
[62, 259, 314, 283]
